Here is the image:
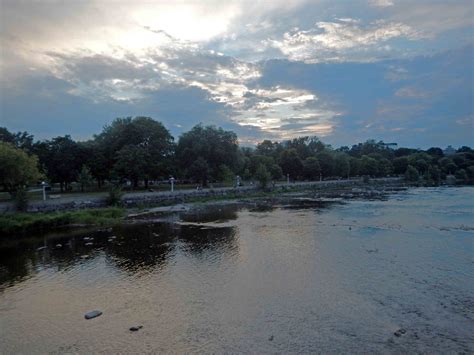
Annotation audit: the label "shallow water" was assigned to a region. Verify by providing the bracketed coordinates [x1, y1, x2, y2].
[0, 187, 473, 353]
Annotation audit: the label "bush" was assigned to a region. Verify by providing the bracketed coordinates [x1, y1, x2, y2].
[106, 185, 124, 206]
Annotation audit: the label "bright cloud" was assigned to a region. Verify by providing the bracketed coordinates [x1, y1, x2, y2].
[267, 19, 427, 63]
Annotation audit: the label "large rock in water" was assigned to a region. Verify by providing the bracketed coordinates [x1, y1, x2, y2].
[84, 310, 103, 319]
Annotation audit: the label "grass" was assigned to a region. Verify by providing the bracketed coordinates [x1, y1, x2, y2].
[0, 208, 125, 236]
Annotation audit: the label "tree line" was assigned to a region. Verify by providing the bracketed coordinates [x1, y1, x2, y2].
[1, 116, 473, 195]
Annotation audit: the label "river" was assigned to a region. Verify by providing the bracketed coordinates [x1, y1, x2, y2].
[0, 187, 473, 353]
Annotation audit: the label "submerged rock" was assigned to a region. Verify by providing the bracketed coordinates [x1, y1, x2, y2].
[84, 310, 102, 320]
[394, 328, 407, 337]
[129, 325, 143, 332]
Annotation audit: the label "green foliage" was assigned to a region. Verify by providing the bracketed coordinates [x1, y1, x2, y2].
[217, 164, 234, 184]
[177, 124, 238, 184]
[96, 117, 175, 183]
[315, 150, 334, 178]
[334, 153, 350, 178]
[255, 164, 271, 189]
[455, 169, 468, 181]
[188, 157, 210, 185]
[303, 157, 321, 180]
[0, 142, 42, 193]
[405, 165, 420, 182]
[78, 165, 93, 192]
[360, 155, 378, 176]
[114, 145, 148, 188]
[280, 148, 303, 178]
[13, 186, 29, 212]
[107, 185, 124, 206]
[0, 208, 124, 236]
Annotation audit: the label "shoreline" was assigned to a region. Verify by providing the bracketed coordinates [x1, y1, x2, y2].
[0, 178, 407, 237]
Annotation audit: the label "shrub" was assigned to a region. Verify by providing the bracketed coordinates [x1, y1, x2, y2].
[106, 185, 124, 206]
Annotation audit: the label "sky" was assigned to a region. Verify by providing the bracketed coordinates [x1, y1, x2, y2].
[0, 0, 473, 148]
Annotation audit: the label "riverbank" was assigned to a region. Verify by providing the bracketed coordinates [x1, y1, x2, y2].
[0, 178, 405, 236]
[0, 177, 403, 214]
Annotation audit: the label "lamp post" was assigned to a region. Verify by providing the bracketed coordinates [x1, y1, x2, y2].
[169, 176, 175, 192]
[41, 181, 46, 201]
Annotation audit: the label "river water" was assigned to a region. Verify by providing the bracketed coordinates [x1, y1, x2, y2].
[1, 187, 473, 353]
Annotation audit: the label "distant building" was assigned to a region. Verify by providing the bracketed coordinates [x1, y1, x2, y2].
[443, 145, 456, 156]
[382, 143, 398, 149]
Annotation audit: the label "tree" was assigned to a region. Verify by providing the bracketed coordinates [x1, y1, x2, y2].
[393, 157, 409, 175]
[360, 155, 378, 176]
[426, 147, 444, 158]
[315, 150, 335, 178]
[33, 135, 83, 191]
[96, 117, 174, 185]
[334, 153, 350, 178]
[113, 145, 148, 188]
[255, 164, 271, 189]
[176, 124, 238, 186]
[78, 165, 93, 192]
[405, 165, 420, 182]
[455, 169, 468, 182]
[188, 157, 210, 186]
[0, 142, 42, 193]
[303, 157, 321, 180]
[280, 148, 303, 179]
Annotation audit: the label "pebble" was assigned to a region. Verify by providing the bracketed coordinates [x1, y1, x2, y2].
[268, 335, 274, 341]
[85, 242, 94, 246]
[56, 244, 62, 248]
[129, 325, 143, 332]
[84, 310, 102, 320]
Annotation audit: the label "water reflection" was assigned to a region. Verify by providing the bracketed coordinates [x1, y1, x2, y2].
[0, 217, 238, 289]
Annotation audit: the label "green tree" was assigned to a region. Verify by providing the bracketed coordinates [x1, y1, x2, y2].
[255, 164, 271, 189]
[393, 157, 409, 175]
[303, 157, 321, 180]
[188, 157, 210, 186]
[96, 117, 174, 186]
[315, 150, 335, 178]
[113, 145, 148, 188]
[0, 142, 42, 193]
[405, 165, 420, 182]
[176, 124, 238, 186]
[334, 153, 350, 178]
[455, 169, 468, 182]
[33, 135, 82, 191]
[280, 148, 303, 179]
[360, 155, 378, 176]
[78, 165, 94, 192]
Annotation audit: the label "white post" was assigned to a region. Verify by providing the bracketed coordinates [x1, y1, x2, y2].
[170, 177, 175, 192]
[41, 181, 46, 201]
[287, 173, 290, 185]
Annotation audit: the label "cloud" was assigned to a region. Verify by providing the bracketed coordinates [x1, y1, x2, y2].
[369, 0, 394, 7]
[395, 86, 429, 99]
[266, 18, 426, 63]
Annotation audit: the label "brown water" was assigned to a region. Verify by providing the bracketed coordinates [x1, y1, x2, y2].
[0, 187, 473, 353]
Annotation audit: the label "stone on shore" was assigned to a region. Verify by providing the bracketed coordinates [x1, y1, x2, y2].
[84, 310, 103, 319]
[129, 325, 143, 331]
